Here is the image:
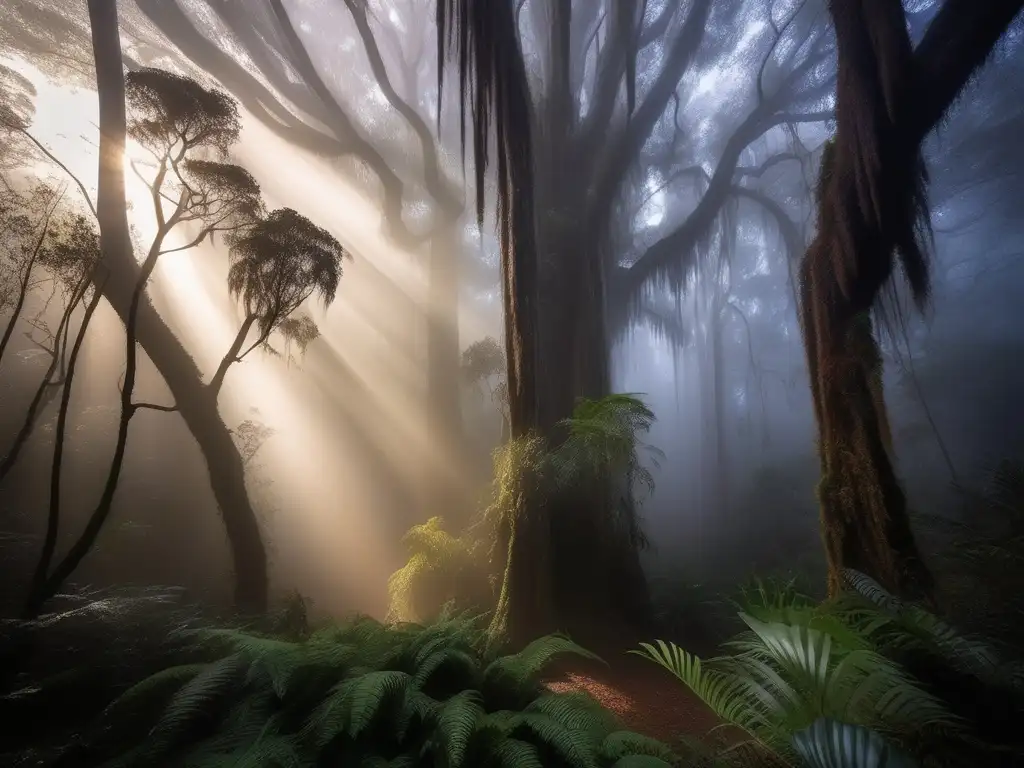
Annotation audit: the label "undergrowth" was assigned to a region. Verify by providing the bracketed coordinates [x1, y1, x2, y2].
[635, 569, 1024, 768]
[6, 609, 677, 767]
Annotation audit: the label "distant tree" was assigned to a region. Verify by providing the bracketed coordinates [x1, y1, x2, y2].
[461, 336, 508, 440]
[461, 336, 504, 396]
[209, 208, 347, 396]
[0, 183, 65, 369]
[23, 66, 266, 617]
[0, 203, 100, 483]
[233, 418, 276, 468]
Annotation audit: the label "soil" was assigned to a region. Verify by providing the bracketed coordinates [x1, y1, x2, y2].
[542, 649, 724, 748]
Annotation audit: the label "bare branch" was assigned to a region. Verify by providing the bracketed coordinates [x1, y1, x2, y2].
[16, 128, 97, 219]
[132, 401, 178, 414]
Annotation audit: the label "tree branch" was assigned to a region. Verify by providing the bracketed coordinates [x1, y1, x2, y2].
[17, 128, 97, 219]
[132, 401, 178, 414]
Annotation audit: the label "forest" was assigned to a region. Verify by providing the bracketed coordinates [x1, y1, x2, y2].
[0, 0, 1022, 766]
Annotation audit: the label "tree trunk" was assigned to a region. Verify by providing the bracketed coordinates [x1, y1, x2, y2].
[0, 278, 87, 483]
[424, 216, 469, 521]
[800, 271, 931, 599]
[209, 314, 257, 397]
[711, 299, 729, 520]
[87, 0, 268, 614]
[23, 282, 105, 618]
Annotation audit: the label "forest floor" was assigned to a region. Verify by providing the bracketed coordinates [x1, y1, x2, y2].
[539, 617, 729, 749]
[544, 650, 723, 746]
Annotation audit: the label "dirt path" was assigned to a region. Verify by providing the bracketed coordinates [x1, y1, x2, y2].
[543, 650, 722, 748]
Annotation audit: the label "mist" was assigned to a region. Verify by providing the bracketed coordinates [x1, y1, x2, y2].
[0, 0, 1021, 620]
[1, 1, 1023, 763]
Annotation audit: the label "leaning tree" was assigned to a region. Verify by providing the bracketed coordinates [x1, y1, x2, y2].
[210, 207, 349, 395]
[21, 64, 272, 617]
[798, 0, 1024, 600]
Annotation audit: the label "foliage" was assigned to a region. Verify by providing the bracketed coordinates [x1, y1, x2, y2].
[388, 394, 663, 632]
[552, 394, 664, 525]
[277, 313, 320, 362]
[32, 611, 676, 768]
[387, 517, 491, 624]
[227, 208, 349, 338]
[0, 62, 36, 133]
[634, 570, 1024, 767]
[232, 419, 276, 468]
[461, 336, 504, 387]
[125, 67, 241, 157]
[926, 459, 1024, 649]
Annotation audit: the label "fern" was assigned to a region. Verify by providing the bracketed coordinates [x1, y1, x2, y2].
[29, 609, 672, 768]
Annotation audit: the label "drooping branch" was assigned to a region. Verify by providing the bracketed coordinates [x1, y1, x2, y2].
[625, 103, 831, 295]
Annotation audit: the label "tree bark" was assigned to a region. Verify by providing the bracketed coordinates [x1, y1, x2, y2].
[87, 0, 268, 614]
[800, 0, 1023, 600]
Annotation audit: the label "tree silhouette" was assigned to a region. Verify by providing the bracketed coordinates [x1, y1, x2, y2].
[277, 314, 320, 367]
[22, 65, 267, 617]
[209, 208, 348, 395]
[0, 203, 100, 483]
[0, 184, 65, 370]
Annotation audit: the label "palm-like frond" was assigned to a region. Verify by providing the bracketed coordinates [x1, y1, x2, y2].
[792, 718, 919, 768]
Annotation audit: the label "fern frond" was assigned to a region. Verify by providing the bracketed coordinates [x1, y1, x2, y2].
[600, 729, 677, 761]
[436, 689, 485, 767]
[484, 634, 602, 693]
[148, 654, 248, 748]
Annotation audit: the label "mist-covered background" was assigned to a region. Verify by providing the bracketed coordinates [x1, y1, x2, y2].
[1, 0, 1021, 621]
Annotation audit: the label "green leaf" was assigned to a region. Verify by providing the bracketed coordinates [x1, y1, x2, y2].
[792, 718, 919, 768]
[437, 689, 485, 767]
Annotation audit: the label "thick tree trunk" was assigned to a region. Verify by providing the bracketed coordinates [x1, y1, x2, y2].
[88, 0, 268, 614]
[800, 269, 931, 599]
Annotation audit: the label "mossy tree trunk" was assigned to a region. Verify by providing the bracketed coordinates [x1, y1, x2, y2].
[800, 0, 1023, 600]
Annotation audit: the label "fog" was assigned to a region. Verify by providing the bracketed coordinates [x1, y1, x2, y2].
[1, 0, 1022, 624]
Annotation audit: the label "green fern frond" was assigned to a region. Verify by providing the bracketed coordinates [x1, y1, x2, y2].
[490, 736, 544, 767]
[485, 634, 602, 693]
[148, 654, 248, 748]
[531, 692, 619, 739]
[99, 663, 206, 726]
[840, 569, 1003, 680]
[600, 730, 677, 761]
[414, 647, 482, 692]
[507, 710, 600, 768]
[307, 669, 411, 746]
[631, 640, 776, 740]
[435, 689, 485, 767]
[608, 756, 676, 768]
